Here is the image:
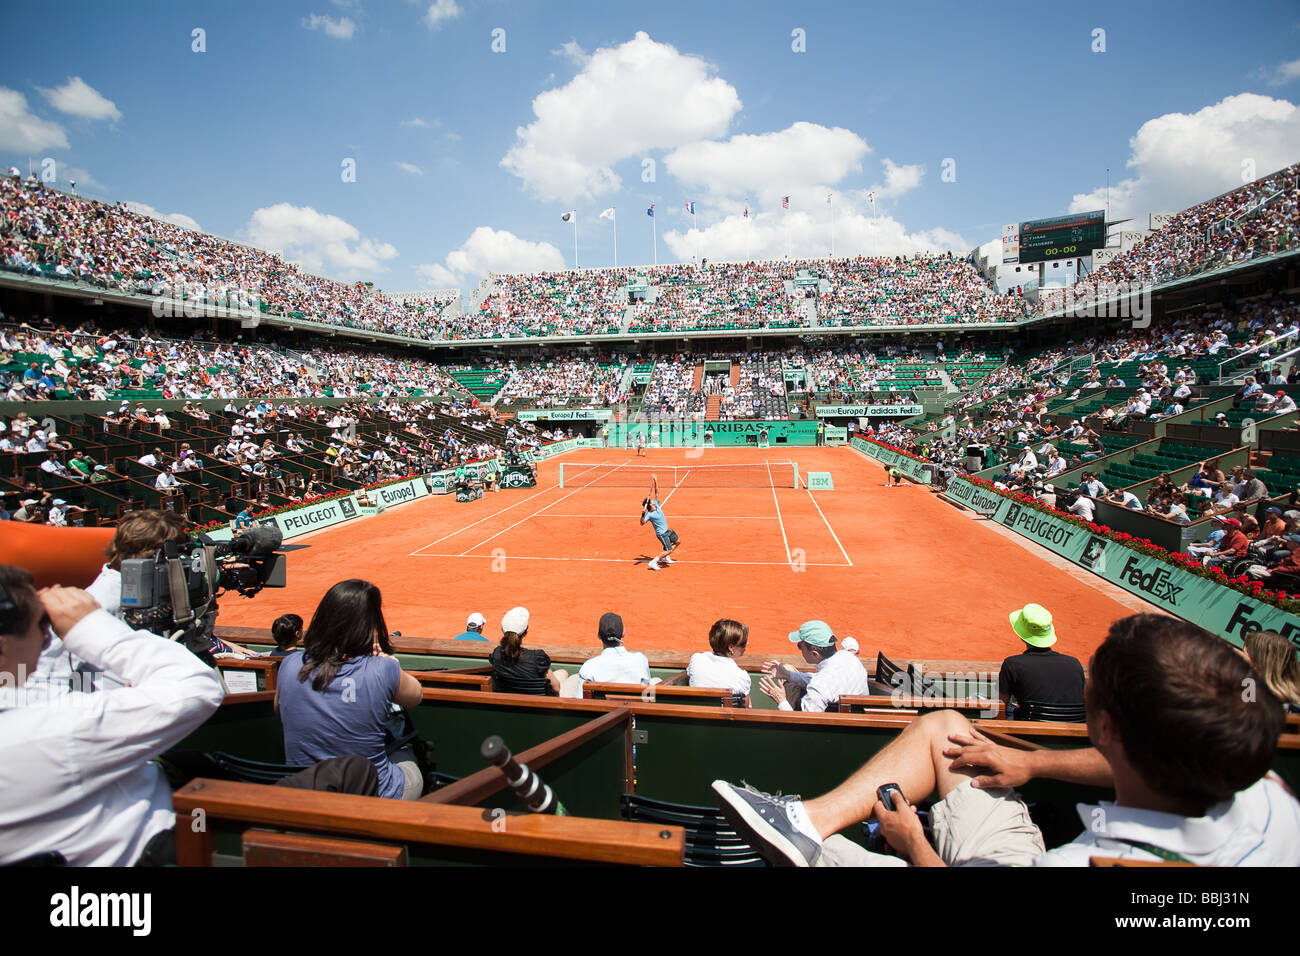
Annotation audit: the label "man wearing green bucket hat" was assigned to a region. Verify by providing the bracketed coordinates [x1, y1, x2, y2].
[999, 604, 1084, 720]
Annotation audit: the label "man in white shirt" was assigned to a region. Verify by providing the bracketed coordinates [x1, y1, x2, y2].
[0, 570, 224, 865]
[1109, 488, 1143, 510]
[759, 620, 870, 713]
[154, 470, 180, 493]
[570, 613, 652, 697]
[713, 613, 1300, 867]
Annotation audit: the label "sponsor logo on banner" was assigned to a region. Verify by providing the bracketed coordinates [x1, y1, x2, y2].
[1118, 556, 1183, 605]
[817, 405, 923, 418]
[1002, 503, 1076, 547]
[274, 495, 362, 538]
[375, 478, 427, 508]
[1226, 603, 1300, 645]
[517, 409, 612, 422]
[947, 478, 1002, 516]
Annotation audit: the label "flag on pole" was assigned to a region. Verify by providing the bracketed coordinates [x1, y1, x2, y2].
[647, 204, 655, 217]
[684, 201, 696, 215]
[561, 211, 575, 222]
[781, 196, 789, 209]
[600, 208, 616, 220]
[867, 192, 875, 205]
[743, 205, 749, 219]
[826, 193, 832, 205]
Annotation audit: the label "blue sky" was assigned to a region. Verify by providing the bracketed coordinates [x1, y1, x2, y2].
[2, 0, 1298, 298]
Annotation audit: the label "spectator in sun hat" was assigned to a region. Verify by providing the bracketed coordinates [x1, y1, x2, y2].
[1187, 514, 1230, 559]
[453, 611, 489, 642]
[1202, 518, 1250, 567]
[997, 604, 1085, 718]
[573, 612, 651, 695]
[759, 620, 870, 713]
[1274, 391, 1298, 415]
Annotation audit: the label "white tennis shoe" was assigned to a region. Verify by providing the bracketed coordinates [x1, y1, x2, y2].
[648, 560, 661, 570]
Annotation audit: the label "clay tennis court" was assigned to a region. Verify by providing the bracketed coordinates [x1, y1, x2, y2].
[217, 446, 1152, 661]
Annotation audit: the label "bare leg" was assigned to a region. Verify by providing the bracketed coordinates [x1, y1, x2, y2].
[802, 710, 975, 839]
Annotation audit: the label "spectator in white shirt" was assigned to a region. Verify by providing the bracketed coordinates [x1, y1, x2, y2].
[0, 569, 224, 866]
[155, 470, 180, 493]
[687, 619, 753, 700]
[571, 613, 651, 696]
[1109, 488, 1144, 511]
[760, 620, 870, 713]
[138, 448, 160, 468]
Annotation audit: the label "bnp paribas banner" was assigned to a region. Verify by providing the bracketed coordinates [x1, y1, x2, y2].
[850, 436, 932, 483]
[945, 475, 1300, 649]
[273, 494, 363, 540]
[371, 476, 429, 510]
[517, 408, 613, 422]
[817, 404, 924, 418]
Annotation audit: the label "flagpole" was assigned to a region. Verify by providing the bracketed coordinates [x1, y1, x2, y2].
[652, 209, 658, 266]
[829, 194, 836, 258]
[574, 217, 579, 268]
[613, 209, 618, 268]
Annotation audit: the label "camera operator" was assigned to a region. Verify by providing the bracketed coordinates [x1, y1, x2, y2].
[30, 510, 191, 695]
[0, 566, 224, 865]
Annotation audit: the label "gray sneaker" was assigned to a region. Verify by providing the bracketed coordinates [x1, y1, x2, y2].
[712, 780, 820, 867]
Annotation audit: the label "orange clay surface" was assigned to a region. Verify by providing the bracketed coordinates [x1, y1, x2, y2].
[217, 447, 1141, 661]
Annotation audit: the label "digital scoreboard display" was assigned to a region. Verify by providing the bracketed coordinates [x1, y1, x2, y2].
[1017, 210, 1106, 263]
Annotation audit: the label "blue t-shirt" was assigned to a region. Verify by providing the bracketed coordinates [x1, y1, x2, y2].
[453, 630, 489, 642]
[646, 499, 668, 535]
[277, 651, 405, 799]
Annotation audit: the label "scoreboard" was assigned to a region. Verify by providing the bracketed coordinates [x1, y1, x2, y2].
[1016, 210, 1106, 263]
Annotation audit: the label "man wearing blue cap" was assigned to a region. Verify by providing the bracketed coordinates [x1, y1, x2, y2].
[759, 620, 870, 713]
[999, 604, 1084, 719]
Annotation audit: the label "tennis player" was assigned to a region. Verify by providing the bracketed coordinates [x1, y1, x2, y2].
[640, 476, 680, 571]
[635, 431, 647, 457]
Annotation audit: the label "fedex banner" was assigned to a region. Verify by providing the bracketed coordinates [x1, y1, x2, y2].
[945, 476, 1300, 649]
[849, 436, 933, 484]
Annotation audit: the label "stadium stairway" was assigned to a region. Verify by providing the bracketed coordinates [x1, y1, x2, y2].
[706, 395, 722, 421]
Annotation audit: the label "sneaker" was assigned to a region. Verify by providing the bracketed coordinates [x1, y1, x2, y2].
[648, 560, 661, 570]
[662, 556, 675, 565]
[711, 780, 821, 867]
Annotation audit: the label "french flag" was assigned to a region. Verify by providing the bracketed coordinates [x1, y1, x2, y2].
[684, 201, 695, 215]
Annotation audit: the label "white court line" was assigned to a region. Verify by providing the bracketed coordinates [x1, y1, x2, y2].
[408, 458, 611, 556]
[766, 459, 793, 568]
[661, 468, 690, 506]
[544, 513, 778, 520]
[411, 553, 851, 567]
[804, 486, 853, 567]
[456, 457, 633, 556]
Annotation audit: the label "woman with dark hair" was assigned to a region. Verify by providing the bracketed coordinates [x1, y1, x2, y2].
[489, 606, 566, 695]
[268, 613, 303, 657]
[687, 619, 752, 701]
[276, 580, 424, 799]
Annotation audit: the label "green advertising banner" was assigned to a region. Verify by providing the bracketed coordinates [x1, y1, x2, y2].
[500, 465, 537, 489]
[534, 437, 582, 459]
[611, 419, 817, 447]
[516, 408, 613, 422]
[817, 404, 924, 418]
[944, 475, 1300, 649]
[824, 426, 848, 445]
[849, 436, 933, 483]
[429, 469, 455, 494]
[272, 493, 362, 540]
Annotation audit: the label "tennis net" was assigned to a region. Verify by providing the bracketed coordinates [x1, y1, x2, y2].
[558, 462, 799, 489]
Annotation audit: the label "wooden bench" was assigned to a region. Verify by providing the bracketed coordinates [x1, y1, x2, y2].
[839, 694, 1006, 719]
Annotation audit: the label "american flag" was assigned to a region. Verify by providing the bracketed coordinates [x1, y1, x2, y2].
[781, 196, 789, 209]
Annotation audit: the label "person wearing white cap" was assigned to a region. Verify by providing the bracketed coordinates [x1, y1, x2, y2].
[488, 607, 567, 695]
[453, 612, 489, 642]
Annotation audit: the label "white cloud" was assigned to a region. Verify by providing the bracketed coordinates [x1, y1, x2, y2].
[870, 158, 924, 201]
[665, 122, 868, 201]
[502, 31, 743, 202]
[423, 0, 462, 30]
[38, 77, 121, 121]
[243, 204, 398, 278]
[1266, 58, 1300, 87]
[400, 117, 429, 128]
[124, 201, 202, 232]
[303, 13, 358, 39]
[0, 87, 68, 152]
[1068, 93, 1300, 220]
[394, 161, 423, 175]
[553, 40, 589, 66]
[416, 227, 566, 286]
[663, 195, 967, 262]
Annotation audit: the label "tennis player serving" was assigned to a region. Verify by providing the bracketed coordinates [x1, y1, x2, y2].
[640, 476, 680, 571]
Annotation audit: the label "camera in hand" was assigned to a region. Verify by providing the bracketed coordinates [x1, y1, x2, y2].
[118, 524, 287, 664]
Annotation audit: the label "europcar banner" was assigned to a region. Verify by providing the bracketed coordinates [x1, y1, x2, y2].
[850, 436, 932, 483]
[272, 494, 362, 540]
[945, 475, 1300, 648]
[817, 404, 924, 418]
